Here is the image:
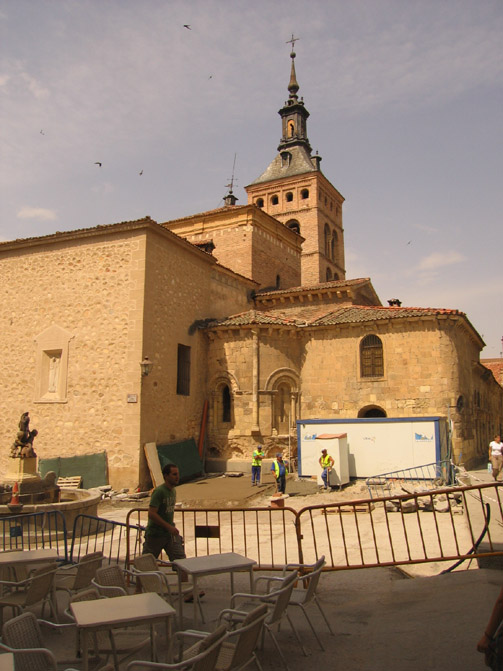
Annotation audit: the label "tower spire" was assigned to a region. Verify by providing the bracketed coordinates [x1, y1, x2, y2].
[287, 34, 299, 101]
[277, 35, 311, 154]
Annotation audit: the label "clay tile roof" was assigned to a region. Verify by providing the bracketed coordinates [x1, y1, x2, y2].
[207, 309, 300, 328]
[255, 277, 370, 298]
[207, 304, 468, 330]
[309, 305, 465, 326]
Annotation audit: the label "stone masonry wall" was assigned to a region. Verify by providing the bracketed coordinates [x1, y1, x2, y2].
[0, 231, 146, 489]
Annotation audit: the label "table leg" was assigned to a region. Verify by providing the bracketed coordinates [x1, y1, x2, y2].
[177, 569, 183, 625]
[193, 576, 198, 624]
[248, 567, 254, 593]
[82, 630, 89, 671]
[230, 571, 235, 595]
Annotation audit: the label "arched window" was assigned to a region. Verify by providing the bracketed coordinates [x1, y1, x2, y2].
[288, 120, 295, 137]
[276, 274, 281, 289]
[326, 268, 332, 281]
[256, 198, 264, 208]
[333, 272, 339, 281]
[331, 231, 337, 260]
[324, 224, 330, 257]
[286, 192, 293, 202]
[360, 335, 384, 377]
[274, 382, 291, 435]
[301, 189, 309, 200]
[271, 195, 279, 206]
[222, 384, 231, 423]
[286, 220, 300, 234]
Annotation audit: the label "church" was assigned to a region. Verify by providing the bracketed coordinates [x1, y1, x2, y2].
[0, 49, 500, 489]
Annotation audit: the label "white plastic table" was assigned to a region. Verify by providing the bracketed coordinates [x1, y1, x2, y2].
[0, 548, 59, 568]
[173, 552, 256, 624]
[70, 592, 175, 671]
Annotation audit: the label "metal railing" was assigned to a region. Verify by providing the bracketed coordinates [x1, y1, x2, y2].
[0, 510, 68, 562]
[2, 481, 502, 575]
[69, 514, 143, 565]
[296, 481, 502, 570]
[365, 460, 456, 499]
[126, 482, 503, 573]
[125, 507, 299, 571]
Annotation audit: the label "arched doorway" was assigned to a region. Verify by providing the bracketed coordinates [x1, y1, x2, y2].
[358, 405, 387, 418]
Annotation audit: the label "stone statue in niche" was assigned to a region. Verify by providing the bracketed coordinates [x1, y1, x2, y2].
[47, 355, 60, 393]
[10, 412, 38, 458]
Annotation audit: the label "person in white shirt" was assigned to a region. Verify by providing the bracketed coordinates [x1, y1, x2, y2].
[489, 434, 503, 482]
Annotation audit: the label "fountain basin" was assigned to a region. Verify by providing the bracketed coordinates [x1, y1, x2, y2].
[0, 487, 101, 529]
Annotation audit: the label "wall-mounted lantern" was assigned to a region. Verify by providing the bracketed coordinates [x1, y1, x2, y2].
[140, 356, 154, 377]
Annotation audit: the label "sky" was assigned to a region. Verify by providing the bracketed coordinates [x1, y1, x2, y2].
[1, 0, 502, 357]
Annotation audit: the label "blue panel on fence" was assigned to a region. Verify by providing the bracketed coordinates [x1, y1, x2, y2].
[10, 526, 22, 538]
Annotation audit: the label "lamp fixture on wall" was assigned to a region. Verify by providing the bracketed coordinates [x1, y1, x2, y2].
[140, 356, 154, 377]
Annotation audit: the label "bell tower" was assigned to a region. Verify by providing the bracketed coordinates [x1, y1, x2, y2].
[245, 38, 346, 285]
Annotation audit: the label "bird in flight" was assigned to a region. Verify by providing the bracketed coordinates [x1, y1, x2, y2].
[40, 129, 45, 135]
[94, 162, 102, 167]
[183, 24, 191, 29]
[139, 170, 143, 176]
[208, 75, 213, 79]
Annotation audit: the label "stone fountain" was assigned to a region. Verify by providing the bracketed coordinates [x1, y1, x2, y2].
[0, 412, 100, 522]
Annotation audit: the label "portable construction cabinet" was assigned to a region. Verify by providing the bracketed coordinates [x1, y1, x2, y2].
[314, 434, 350, 488]
[297, 416, 449, 479]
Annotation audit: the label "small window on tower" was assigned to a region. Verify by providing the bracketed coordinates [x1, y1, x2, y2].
[286, 192, 293, 202]
[301, 189, 309, 200]
[271, 195, 279, 206]
[286, 220, 300, 234]
[256, 198, 264, 208]
[288, 120, 295, 137]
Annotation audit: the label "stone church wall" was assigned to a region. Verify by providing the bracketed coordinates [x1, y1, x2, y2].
[0, 230, 146, 488]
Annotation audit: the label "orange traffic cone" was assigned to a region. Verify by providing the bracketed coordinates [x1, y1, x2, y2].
[9, 482, 20, 506]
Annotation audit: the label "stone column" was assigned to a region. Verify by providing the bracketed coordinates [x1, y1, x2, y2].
[252, 329, 260, 433]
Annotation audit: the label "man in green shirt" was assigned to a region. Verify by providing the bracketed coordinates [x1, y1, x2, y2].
[142, 463, 186, 560]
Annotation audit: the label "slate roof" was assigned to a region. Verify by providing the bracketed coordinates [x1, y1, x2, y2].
[248, 145, 318, 185]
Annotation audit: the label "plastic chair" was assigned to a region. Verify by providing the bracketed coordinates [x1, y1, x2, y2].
[126, 624, 227, 671]
[269, 556, 334, 652]
[132, 554, 202, 622]
[227, 571, 301, 671]
[181, 603, 268, 671]
[91, 564, 137, 598]
[55, 551, 103, 598]
[0, 611, 81, 671]
[0, 562, 58, 626]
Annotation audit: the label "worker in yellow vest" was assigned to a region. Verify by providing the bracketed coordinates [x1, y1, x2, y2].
[251, 445, 265, 486]
[319, 448, 335, 490]
[271, 453, 288, 494]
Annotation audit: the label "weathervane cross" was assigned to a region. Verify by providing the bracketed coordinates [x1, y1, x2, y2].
[286, 34, 299, 49]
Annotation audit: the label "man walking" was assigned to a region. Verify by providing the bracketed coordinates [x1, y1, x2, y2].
[319, 448, 335, 490]
[271, 453, 288, 494]
[142, 463, 186, 560]
[251, 445, 265, 486]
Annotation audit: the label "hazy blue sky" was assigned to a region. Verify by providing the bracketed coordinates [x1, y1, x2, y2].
[1, 0, 502, 356]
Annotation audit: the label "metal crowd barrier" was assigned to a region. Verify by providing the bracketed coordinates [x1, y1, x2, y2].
[125, 506, 299, 571]
[69, 513, 143, 565]
[126, 481, 503, 573]
[296, 481, 502, 570]
[2, 482, 502, 575]
[0, 510, 68, 562]
[365, 459, 456, 499]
